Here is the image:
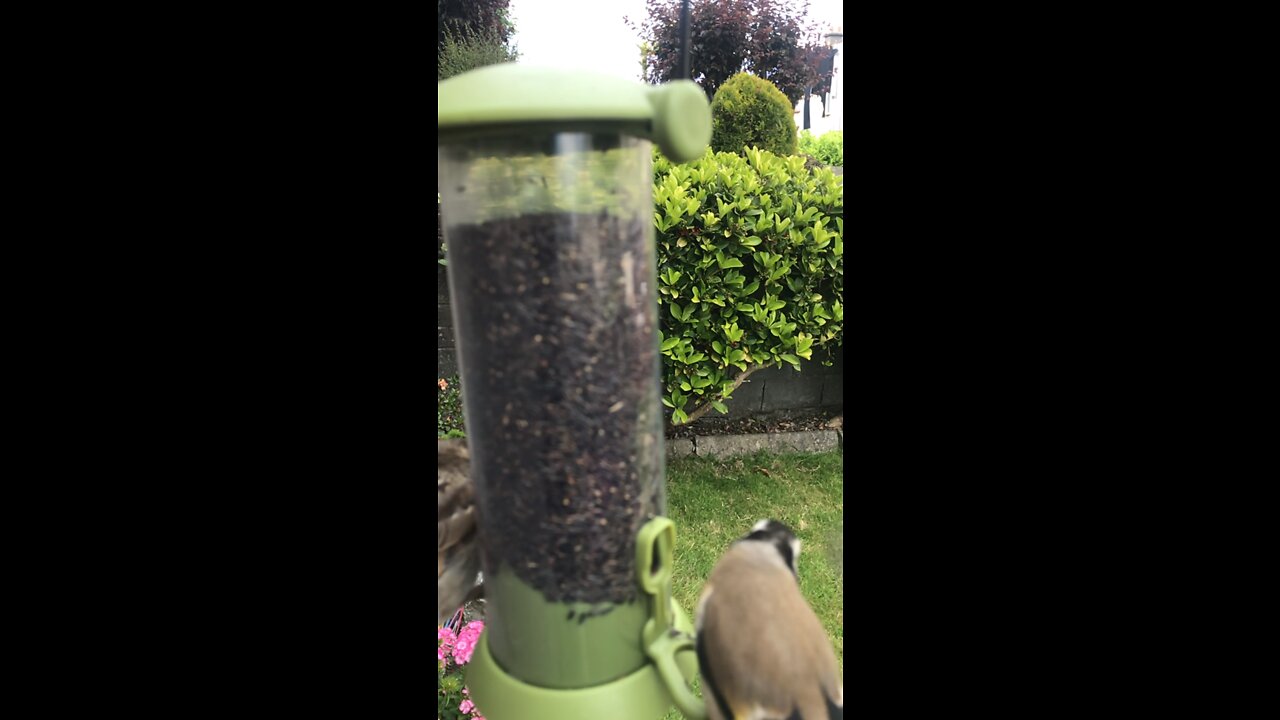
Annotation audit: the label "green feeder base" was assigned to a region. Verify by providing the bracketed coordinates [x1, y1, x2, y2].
[465, 599, 702, 720]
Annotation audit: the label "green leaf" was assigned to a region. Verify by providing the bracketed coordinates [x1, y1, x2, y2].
[711, 400, 729, 414]
[669, 302, 683, 320]
[716, 252, 744, 269]
[781, 353, 801, 367]
[661, 337, 681, 351]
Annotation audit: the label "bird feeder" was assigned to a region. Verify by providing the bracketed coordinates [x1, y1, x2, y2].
[438, 63, 711, 720]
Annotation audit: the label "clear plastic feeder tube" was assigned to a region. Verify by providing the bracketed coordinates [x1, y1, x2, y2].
[440, 128, 665, 688]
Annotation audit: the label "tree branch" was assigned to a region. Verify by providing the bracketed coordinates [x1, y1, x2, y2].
[673, 363, 767, 427]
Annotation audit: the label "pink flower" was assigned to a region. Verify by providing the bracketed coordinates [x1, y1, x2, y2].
[453, 637, 475, 664]
[459, 700, 474, 714]
[438, 627, 457, 661]
[438, 379, 449, 390]
[459, 622, 484, 644]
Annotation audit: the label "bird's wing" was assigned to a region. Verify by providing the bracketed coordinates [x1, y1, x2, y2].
[790, 605, 843, 718]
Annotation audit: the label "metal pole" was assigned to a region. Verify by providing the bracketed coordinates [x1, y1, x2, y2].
[679, 0, 691, 80]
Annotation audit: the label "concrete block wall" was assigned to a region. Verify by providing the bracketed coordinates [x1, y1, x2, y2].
[717, 346, 843, 419]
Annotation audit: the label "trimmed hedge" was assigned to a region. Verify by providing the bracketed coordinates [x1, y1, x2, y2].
[798, 129, 843, 167]
[653, 146, 843, 425]
[710, 73, 798, 158]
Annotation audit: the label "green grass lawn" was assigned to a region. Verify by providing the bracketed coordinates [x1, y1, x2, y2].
[660, 450, 844, 720]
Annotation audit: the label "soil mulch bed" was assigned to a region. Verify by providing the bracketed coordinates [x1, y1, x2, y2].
[665, 408, 842, 440]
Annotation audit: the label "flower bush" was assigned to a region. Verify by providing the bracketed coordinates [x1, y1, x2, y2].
[438, 620, 486, 720]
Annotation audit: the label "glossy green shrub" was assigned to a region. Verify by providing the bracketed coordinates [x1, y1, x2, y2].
[653, 146, 843, 425]
[710, 73, 798, 158]
[798, 129, 843, 167]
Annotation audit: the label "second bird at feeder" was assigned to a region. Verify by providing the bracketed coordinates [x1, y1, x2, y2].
[438, 438, 483, 625]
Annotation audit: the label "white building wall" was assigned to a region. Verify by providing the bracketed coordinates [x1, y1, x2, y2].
[793, 31, 843, 136]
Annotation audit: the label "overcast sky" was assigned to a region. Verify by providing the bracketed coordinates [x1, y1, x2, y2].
[509, 0, 843, 82]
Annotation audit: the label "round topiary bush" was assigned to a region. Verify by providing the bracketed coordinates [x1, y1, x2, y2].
[710, 72, 798, 157]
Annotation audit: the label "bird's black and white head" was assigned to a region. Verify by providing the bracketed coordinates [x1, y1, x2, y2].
[741, 518, 802, 577]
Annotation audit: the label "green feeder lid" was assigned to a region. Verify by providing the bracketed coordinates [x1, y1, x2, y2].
[438, 63, 711, 164]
